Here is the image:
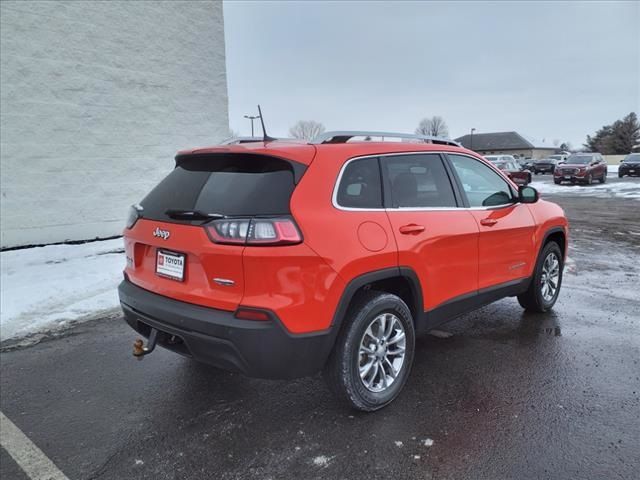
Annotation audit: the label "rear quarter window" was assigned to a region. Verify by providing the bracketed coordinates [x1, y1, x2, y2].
[336, 158, 383, 208]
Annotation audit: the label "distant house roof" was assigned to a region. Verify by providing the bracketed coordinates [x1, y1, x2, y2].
[454, 131, 557, 151]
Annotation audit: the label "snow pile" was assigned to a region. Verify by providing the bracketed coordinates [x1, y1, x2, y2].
[1, 239, 125, 341]
[532, 179, 640, 200]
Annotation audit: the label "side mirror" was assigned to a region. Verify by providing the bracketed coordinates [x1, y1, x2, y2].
[519, 186, 538, 204]
[620, 159, 624, 163]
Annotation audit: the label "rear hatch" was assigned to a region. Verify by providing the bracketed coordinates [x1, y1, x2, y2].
[123, 152, 307, 311]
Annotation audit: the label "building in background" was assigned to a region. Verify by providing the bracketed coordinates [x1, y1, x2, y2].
[455, 131, 559, 159]
[0, 0, 229, 248]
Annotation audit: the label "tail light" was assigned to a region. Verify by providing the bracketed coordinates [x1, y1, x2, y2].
[126, 204, 143, 229]
[205, 217, 302, 246]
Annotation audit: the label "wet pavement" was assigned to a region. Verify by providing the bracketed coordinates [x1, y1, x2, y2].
[1, 179, 639, 480]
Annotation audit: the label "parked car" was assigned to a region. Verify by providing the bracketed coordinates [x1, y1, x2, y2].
[119, 131, 568, 411]
[488, 159, 532, 185]
[486, 154, 532, 171]
[553, 153, 607, 184]
[532, 157, 561, 174]
[520, 158, 535, 171]
[618, 153, 640, 177]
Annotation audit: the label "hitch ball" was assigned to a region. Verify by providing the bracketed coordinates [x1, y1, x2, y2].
[133, 339, 145, 359]
[132, 328, 158, 359]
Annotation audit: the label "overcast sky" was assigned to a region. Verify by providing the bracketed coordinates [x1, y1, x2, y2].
[224, 1, 639, 147]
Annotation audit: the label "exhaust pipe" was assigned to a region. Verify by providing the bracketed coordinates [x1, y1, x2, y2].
[133, 328, 158, 359]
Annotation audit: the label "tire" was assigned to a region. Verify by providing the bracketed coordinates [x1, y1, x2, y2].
[554, 179, 561, 185]
[518, 241, 563, 313]
[599, 171, 607, 183]
[618, 172, 623, 178]
[586, 174, 592, 185]
[323, 291, 415, 412]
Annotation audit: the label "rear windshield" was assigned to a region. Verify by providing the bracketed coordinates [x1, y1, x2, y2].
[140, 154, 300, 222]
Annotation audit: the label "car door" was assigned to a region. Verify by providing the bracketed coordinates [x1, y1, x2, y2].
[382, 153, 479, 314]
[598, 154, 607, 178]
[446, 153, 537, 290]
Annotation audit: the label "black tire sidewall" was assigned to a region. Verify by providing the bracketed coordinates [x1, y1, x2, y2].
[341, 293, 415, 410]
[533, 242, 564, 311]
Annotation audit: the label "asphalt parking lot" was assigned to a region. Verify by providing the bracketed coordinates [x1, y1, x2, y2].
[1, 174, 639, 480]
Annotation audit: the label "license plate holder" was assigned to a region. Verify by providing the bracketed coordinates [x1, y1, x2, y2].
[564, 176, 571, 179]
[156, 249, 185, 281]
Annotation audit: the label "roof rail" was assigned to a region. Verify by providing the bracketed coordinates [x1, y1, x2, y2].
[309, 131, 461, 147]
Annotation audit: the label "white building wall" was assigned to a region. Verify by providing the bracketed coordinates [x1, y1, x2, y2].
[0, 0, 229, 248]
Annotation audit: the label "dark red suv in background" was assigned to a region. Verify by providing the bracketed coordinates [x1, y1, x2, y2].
[554, 153, 607, 185]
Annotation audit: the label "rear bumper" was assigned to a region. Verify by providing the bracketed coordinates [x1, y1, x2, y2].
[118, 279, 336, 379]
[554, 172, 587, 182]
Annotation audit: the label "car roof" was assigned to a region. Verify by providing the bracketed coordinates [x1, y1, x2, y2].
[177, 140, 476, 166]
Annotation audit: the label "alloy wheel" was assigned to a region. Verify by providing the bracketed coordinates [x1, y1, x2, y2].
[358, 313, 407, 393]
[540, 252, 560, 302]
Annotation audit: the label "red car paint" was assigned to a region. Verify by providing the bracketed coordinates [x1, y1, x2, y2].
[123, 141, 566, 334]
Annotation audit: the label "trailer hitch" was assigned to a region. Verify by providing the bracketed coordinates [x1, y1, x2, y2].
[133, 328, 158, 359]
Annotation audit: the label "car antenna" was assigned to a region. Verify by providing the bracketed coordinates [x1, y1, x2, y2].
[257, 104, 276, 142]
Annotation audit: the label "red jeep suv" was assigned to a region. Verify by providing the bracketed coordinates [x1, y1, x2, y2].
[119, 131, 568, 411]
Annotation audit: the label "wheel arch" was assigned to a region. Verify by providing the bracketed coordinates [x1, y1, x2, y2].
[541, 226, 567, 261]
[330, 267, 423, 331]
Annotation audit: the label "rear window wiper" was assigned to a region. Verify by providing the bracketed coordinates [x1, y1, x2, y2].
[165, 209, 226, 221]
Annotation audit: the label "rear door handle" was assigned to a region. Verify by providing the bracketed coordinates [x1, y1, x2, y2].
[480, 218, 498, 226]
[399, 224, 425, 235]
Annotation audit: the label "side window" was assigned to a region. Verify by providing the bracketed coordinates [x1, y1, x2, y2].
[448, 154, 515, 207]
[383, 154, 456, 208]
[336, 158, 382, 208]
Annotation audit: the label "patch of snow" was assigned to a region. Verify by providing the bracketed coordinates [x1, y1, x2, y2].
[428, 329, 453, 338]
[312, 455, 333, 467]
[135, 459, 144, 466]
[531, 179, 640, 200]
[413, 455, 421, 460]
[1, 239, 125, 341]
[394, 441, 403, 447]
[564, 245, 639, 302]
[423, 438, 434, 447]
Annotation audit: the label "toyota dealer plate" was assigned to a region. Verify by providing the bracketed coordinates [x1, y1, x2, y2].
[156, 250, 185, 281]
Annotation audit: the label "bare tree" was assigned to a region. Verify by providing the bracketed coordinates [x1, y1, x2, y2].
[289, 120, 326, 140]
[415, 116, 449, 138]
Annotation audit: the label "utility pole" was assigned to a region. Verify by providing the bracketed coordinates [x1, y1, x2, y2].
[470, 128, 476, 151]
[244, 114, 260, 137]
